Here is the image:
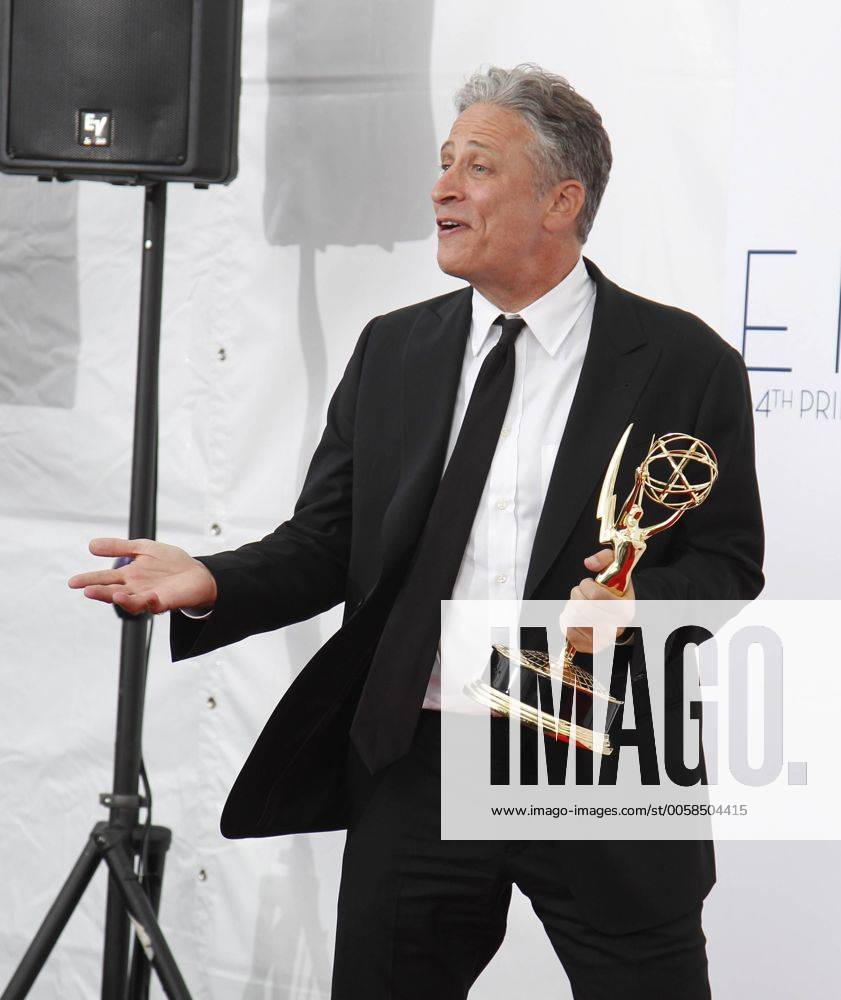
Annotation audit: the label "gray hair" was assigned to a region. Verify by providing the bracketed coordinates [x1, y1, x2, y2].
[454, 64, 612, 243]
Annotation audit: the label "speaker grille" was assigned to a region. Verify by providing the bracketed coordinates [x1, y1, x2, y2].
[8, 0, 193, 165]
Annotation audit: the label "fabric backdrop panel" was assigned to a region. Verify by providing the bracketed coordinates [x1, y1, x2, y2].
[0, 1, 837, 997]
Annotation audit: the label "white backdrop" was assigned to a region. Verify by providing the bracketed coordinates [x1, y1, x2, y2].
[1, 1, 839, 996]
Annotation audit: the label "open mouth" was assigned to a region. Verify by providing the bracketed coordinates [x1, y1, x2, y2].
[437, 219, 467, 235]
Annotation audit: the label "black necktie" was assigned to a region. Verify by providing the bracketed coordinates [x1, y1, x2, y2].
[351, 314, 526, 772]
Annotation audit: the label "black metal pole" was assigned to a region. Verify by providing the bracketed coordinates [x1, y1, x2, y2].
[127, 826, 172, 1000]
[101, 182, 167, 1000]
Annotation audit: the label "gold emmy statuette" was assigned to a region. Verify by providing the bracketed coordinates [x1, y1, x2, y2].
[465, 424, 719, 755]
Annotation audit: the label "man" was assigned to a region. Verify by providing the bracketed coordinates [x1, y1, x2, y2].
[71, 65, 764, 998]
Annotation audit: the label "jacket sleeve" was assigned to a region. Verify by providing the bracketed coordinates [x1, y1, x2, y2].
[170, 315, 378, 661]
[630, 345, 765, 603]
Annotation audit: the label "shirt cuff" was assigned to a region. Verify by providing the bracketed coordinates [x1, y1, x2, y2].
[180, 606, 214, 620]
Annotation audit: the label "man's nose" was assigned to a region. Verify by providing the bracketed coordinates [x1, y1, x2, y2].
[431, 166, 463, 205]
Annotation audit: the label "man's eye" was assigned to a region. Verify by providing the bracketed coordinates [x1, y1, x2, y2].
[439, 163, 451, 172]
[472, 164, 488, 173]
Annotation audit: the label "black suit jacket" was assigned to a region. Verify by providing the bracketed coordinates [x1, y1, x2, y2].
[171, 257, 764, 933]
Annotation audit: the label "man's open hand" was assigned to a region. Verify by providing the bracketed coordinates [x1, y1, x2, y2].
[68, 538, 217, 616]
[561, 548, 635, 654]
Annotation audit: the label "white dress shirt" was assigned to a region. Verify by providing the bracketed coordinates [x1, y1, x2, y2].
[422, 255, 596, 709]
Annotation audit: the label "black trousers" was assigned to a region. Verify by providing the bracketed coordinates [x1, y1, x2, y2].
[332, 711, 710, 1000]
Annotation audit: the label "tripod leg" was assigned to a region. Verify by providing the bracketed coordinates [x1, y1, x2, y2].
[128, 827, 171, 1000]
[101, 866, 132, 1000]
[1, 835, 102, 1000]
[103, 842, 192, 1000]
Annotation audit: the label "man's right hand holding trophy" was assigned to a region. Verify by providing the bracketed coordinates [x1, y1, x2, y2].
[466, 423, 719, 754]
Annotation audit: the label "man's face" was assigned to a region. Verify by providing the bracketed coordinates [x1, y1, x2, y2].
[431, 102, 552, 288]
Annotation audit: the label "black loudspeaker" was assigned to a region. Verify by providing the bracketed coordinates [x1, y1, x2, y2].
[0, 0, 242, 185]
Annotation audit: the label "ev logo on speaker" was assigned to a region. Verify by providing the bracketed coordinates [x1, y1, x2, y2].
[78, 110, 112, 147]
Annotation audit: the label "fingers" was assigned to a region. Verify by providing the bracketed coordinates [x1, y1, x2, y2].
[584, 548, 614, 572]
[569, 588, 635, 628]
[561, 576, 636, 654]
[68, 568, 126, 590]
[562, 605, 624, 637]
[565, 626, 593, 652]
[563, 622, 623, 655]
[79, 582, 161, 615]
[114, 590, 161, 615]
[578, 577, 614, 600]
[89, 537, 151, 558]
[573, 582, 618, 599]
[82, 584, 124, 603]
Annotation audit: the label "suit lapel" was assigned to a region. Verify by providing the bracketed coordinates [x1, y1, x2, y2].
[524, 259, 661, 598]
[377, 286, 473, 585]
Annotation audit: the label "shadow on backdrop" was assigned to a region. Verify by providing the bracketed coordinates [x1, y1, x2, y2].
[263, 0, 437, 482]
[241, 839, 333, 998]
[0, 177, 80, 407]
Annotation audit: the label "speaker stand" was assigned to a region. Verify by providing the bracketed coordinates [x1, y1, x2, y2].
[2, 183, 193, 1000]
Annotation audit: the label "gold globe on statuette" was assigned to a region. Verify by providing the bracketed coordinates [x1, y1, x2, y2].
[465, 424, 719, 756]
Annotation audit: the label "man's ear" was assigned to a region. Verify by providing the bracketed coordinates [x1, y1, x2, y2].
[544, 179, 586, 235]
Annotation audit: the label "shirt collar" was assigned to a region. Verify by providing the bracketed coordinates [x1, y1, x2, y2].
[469, 255, 595, 357]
